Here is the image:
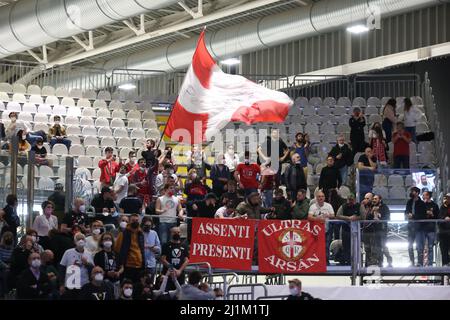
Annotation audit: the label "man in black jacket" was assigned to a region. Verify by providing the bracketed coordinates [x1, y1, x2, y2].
[286, 279, 317, 300]
[405, 187, 427, 267]
[267, 188, 291, 220]
[284, 153, 307, 201]
[328, 135, 353, 185]
[416, 191, 439, 266]
[372, 195, 392, 267]
[438, 193, 450, 266]
[349, 107, 367, 155]
[79, 266, 114, 300]
[3, 194, 20, 245]
[319, 156, 342, 202]
[335, 194, 361, 265]
[188, 193, 218, 219]
[16, 252, 51, 300]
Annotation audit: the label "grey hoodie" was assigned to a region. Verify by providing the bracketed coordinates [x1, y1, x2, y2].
[179, 284, 216, 300]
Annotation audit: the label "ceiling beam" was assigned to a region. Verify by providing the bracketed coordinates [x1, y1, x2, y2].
[42, 0, 286, 69]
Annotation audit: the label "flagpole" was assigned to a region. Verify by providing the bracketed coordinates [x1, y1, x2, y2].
[157, 26, 207, 150]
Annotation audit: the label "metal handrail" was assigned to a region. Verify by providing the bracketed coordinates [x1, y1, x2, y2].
[226, 283, 268, 300]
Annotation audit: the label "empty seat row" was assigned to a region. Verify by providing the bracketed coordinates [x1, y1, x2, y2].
[293, 96, 424, 108]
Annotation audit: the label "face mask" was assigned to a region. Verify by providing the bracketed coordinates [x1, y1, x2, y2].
[120, 221, 127, 229]
[143, 225, 151, 233]
[76, 239, 86, 248]
[103, 241, 113, 249]
[10, 117, 17, 122]
[44, 208, 52, 216]
[227, 149, 234, 155]
[289, 287, 299, 296]
[31, 236, 37, 243]
[130, 221, 139, 229]
[172, 234, 181, 241]
[191, 173, 197, 179]
[22, 135, 27, 140]
[169, 170, 174, 175]
[79, 205, 86, 213]
[92, 228, 101, 236]
[31, 259, 41, 269]
[168, 191, 174, 197]
[338, 143, 344, 147]
[37, 145, 43, 149]
[131, 157, 137, 163]
[94, 273, 104, 282]
[54, 120, 60, 125]
[244, 159, 250, 165]
[123, 288, 133, 298]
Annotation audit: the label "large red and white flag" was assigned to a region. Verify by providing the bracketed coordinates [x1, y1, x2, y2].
[165, 30, 293, 143]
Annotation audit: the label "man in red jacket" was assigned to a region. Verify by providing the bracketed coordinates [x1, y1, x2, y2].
[98, 147, 120, 188]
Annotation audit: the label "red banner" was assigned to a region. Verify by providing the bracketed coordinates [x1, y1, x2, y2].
[189, 218, 256, 270]
[258, 220, 326, 273]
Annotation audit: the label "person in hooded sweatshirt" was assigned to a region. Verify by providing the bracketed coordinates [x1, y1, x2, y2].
[268, 188, 291, 220]
[114, 213, 145, 284]
[188, 193, 219, 219]
[284, 153, 307, 201]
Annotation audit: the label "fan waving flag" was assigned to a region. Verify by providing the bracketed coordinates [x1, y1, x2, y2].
[165, 30, 293, 143]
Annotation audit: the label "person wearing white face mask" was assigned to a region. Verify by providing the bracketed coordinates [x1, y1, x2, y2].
[328, 134, 353, 185]
[85, 220, 104, 257]
[94, 232, 122, 298]
[79, 266, 114, 300]
[48, 115, 71, 150]
[59, 232, 94, 300]
[32, 201, 58, 250]
[119, 279, 134, 300]
[286, 279, 317, 300]
[31, 137, 51, 166]
[16, 252, 52, 300]
[61, 198, 90, 235]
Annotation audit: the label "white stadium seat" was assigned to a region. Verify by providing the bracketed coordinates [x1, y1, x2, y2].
[302, 105, 316, 116]
[111, 109, 126, 119]
[124, 101, 137, 111]
[367, 97, 381, 107]
[127, 110, 141, 119]
[95, 117, 110, 127]
[61, 97, 75, 107]
[96, 109, 110, 118]
[353, 97, 366, 107]
[87, 146, 102, 158]
[33, 123, 49, 132]
[0, 92, 9, 102]
[34, 113, 49, 123]
[66, 125, 82, 135]
[101, 136, 116, 148]
[12, 93, 26, 103]
[80, 117, 95, 127]
[29, 95, 43, 104]
[98, 127, 113, 137]
[128, 119, 142, 129]
[12, 83, 26, 94]
[143, 119, 158, 129]
[388, 175, 404, 187]
[83, 90, 97, 100]
[389, 187, 407, 199]
[77, 156, 93, 168]
[97, 91, 111, 101]
[113, 128, 128, 138]
[82, 126, 97, 136]
[55, 87, 69, 98]
[323, 97, 336, 107]
[81, 107, 96, 117]
[142, 110, 156, 120]
[83, 135, 99, 147]
[7, 102, 21, 112]
[45, 96, 60, 106]
[0, 83, 12, 93]
[92, 168, 101, 180]
[77, 98, 91, 108]
[18, 112, 33, 122]
[52, 144, 68, 155]
[337, 97, 351, 108]
[119, 147, 132, 159]
[109, 100, 123, 110]
[41, 86, 55, 96]
[117, 137, 132, 148]
[69, 88, 83, 99]
[365, 106, 379, 115]
[39, 166, 54, 178]
[38, 104, 53, 115]
[65, 116, 80, 126]
[111, 118, 125, 128]
[38, 177, 55, 190]
[53, 105, 67, 116]
[93, 100, 107, 109]
[309, 97, 323, 107]
[130, 129, 145, 139]
[67, 135, 81, 145]
[70, 144, 85, 156]
[22, 103, 37, 113]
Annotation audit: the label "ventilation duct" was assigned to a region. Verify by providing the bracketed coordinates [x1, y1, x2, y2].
[0, 0, 179, 57]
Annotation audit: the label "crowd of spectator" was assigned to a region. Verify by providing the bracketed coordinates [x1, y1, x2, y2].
[0, 97, 447, 300]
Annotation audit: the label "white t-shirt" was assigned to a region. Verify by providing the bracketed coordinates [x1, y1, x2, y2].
[114, 173, 129, 204]
[32, 214, 58, 237]
[401, 106, 422, 127]
[60, 248, 94, 288]
[158, 195, 179, 223]
[224, 153, 239, 171]
[308, 202, 335, 231]
[214, 206, 229, 219]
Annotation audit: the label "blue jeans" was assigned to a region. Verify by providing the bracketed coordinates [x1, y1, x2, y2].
[157, 222, 177, 247]
[261, 189, 273, 208]
[50, 138, 72, 149]
[405, 126, 416, 143]
[243, 188, 258, 197]
[416, 230, 436, 266]
[339, 166, 348, 185]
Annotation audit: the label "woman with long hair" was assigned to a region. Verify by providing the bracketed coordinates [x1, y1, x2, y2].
[369, 122, 388, 167]
[382, 98, 397, 143]
[401, 97, 422, 143]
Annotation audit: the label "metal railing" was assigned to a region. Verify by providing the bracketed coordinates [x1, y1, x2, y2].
[226, 283, 268, 300]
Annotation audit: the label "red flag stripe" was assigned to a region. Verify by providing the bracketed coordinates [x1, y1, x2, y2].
[192, 31, 216, 89]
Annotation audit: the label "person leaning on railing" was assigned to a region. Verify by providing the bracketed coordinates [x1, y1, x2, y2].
[335, 193, 360, 266]
[418, 191, 439, 267]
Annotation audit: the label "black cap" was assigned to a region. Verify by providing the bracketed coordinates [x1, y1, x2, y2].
[101, 186, 112, 194]
[205, 193, 217, 201]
